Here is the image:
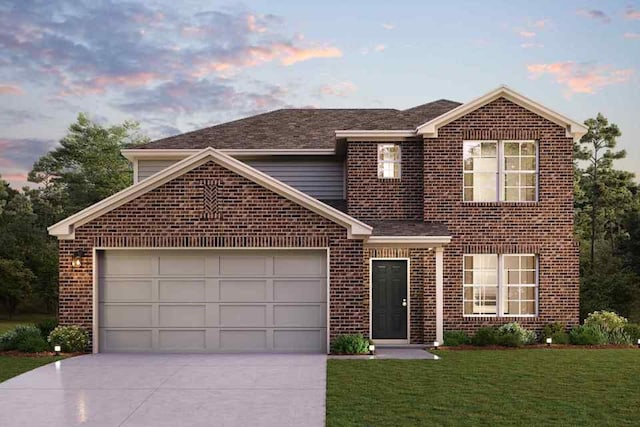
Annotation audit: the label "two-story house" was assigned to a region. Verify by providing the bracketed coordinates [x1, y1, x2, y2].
[49, 86, 585, 353]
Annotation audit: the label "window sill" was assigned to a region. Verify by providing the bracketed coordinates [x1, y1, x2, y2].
[462, 314, 538, 318]
[461, 201, 540, 207]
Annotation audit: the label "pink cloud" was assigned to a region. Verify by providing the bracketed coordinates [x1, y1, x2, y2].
[521, 43, 544, 49]
[625, 6, 640, 20]
[58, 72, 161, 97]
[527, 61, 634, 95]
[533, 19, 551, 28]
[518, 30, 537, 38]
[624, 32, 640, 39]
[319, 81, 357, 97]
[278, 45, 342, 65]
[247, 15, 268, 33]
[374, 44, 386, 52]
[0, 84, 24, 95]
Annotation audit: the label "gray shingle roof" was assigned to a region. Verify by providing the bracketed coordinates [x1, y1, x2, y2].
[368, 220, 450, 236]
[138, 99, 461, 150]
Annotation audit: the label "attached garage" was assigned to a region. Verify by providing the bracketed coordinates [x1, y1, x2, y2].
[97, 249, 328, 353]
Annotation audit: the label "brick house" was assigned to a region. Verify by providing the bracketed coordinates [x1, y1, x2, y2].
[49, 86, 585, 353]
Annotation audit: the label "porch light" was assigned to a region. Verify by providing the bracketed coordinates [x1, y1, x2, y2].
[71, 249, 86, 268]
[546, 337, 552, 347]
[368, 344, 375, 355]
[54, 345, 61, 355]
[433, 341, 440, 349]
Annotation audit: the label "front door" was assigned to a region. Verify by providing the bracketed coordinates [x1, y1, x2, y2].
[371, 260, 408, 340]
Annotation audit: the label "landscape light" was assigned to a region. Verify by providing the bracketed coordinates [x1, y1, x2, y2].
[546, 337, 552, 347]
[433, 341, 440, 349]
[54, 345, 61, 355]
[368, 344, 375, 355]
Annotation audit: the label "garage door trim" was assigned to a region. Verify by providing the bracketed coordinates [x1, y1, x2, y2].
[91, 247, 330, 354]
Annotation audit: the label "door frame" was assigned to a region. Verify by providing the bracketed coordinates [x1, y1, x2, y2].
[92, 247, 330, 354]
[369, 257, 410, 345]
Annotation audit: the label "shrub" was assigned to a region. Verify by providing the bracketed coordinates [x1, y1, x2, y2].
[584, 311, 631, 344]
[471, 327, 497, 346]
[443, 330, 470, 347]
[495, 323, 536, 347]
[0, 324, 49, 352]
[48, 326, 89, 353]
[623, 323, 640, 342]
[541, 322, 570, 345]
[330, 334, 370, 354]
[569, 325, 608, 345]
[36, 318, 59, 340]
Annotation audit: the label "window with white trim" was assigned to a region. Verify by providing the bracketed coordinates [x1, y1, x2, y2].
[463, 254, 537, 316]
[378, 143, 401, 179]
[463, 140, 537, 202]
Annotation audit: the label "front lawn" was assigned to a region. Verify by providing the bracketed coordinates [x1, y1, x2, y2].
[327, 349, 640, 426]
[0, 313, 55, 334]
[0, 355, 66, 383]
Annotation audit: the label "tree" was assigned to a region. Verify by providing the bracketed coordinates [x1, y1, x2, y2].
[28, 113, 148, 217]
[574, 113, 625, 269]
[0, 259, 35, 319]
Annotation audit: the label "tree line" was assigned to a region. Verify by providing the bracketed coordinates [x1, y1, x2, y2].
[1, 113, 639, 321]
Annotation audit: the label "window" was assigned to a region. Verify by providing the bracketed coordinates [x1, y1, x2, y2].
[463, 140, 537, 202]
[378, 143, 401, 179]
[463, 254, 537, 316]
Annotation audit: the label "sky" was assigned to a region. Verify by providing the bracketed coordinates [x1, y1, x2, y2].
[0, 0, 639, 188]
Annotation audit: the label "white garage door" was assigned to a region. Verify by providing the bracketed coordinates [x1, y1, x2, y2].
[98, 250, 327, 353]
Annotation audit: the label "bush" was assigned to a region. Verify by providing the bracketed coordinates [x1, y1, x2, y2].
[583, 311, 631, 345]
[623, 323, 640, 342]
[443, 330, 470, 347]
[48, 325, 89, 353]
[495, 323, 536, 347]
[541, 322, 570, 345]
[330, 334, 370, 354]
[569, 325, 608, 345]
[471, 327, 498, 346]
[36, 318, 59, 340]
[0, 324, 49, 352]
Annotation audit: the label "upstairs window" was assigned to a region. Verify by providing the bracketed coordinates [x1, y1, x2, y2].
[463, 140, 538, 202]
[378, 143, 401, 179]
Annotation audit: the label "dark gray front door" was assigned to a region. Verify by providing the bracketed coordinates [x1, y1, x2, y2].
[372, 260, 408, 340]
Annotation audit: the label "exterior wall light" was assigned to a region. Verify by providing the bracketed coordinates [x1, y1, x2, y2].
[368, 344, 375, 355]
[72, 249, 86, 268]
[546, 337, 552, 347]
[54, 345, 61, 356]
[433, 341, 440, 349]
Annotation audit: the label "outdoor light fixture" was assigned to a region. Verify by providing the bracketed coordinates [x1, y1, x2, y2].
[433, 341, 440, 349]
[71, 249, 86, 268]
[368, 344, 375, 355]
[54, 345, 61, 356]
[546, 337, 553, 347]
[637, 338, 640, 349]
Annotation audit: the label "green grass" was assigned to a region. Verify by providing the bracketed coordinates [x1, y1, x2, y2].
[0, 355, 66, 383]
[327, 349, 640, 426]
[0, 313, 55, 334]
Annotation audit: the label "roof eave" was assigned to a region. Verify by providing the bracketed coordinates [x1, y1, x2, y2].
[365, 235, 452, 248]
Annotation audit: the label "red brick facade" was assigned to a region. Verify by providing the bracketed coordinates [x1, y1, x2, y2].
[59, 161, 368, 346]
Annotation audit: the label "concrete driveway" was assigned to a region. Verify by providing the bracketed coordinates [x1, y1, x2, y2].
[0, 353, 326, 427]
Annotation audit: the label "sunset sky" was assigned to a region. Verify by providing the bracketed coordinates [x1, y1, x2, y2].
[1, 0, 639, 188]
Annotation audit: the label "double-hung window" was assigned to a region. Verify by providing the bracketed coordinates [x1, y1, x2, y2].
[378, 143, 401, 179]
[463, 140, 537, 202]
[463, 254, 537, 316]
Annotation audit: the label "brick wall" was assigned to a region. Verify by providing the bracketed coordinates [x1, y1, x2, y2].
[347, 140, 423, 221]
[423, 97, 580, 334]
[58, 160, 368, 346]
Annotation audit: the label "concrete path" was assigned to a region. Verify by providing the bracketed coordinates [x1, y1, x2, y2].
[0, 353, 326, 427]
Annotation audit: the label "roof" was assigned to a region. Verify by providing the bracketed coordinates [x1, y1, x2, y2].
[137, 100, 461, 150]
[48, 148, 372, 240]
[368, 220, 450, 236]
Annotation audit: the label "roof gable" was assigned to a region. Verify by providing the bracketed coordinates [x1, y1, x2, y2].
[48, 147, 372, 239]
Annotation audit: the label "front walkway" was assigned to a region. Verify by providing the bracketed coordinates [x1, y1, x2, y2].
[0, 353, 326, 427]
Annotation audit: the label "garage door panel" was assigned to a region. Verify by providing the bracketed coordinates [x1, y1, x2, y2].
[99, 250, 326, 353]
[103, 329, 152, 351]
[220, 255, 267, 276]
[220, 330, 267, 351]
[273, 330, 323, 352]
[101, 305, 152, 327]
[158, 305, 206, 327]
[99, 279, 152, 302]
[219, 305, 266, 327]
[273, 280, 325, 302]
[158, 256, 205, 276]
[158, 280, 206, 302]
[273, 305, 324, 327]
[159, 330, 206, 350]
[219, 280, 268, 301]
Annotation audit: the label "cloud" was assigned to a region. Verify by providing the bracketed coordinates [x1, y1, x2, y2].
[624, 32, 640, 39]
[382, 23, 395, 30]
[527, 61, 634, 95]
[521, 43, 544, 49]
[518, 30, 537, 38]
[533, 19, 550, 28]
[319, 81, 357, 97]
[0, 109, 49, 126]
[0, 137, 57, 188]
[625, 6, 640, 20]
[374, 44, 386, 52]
[576, 9, 611, 24]
[0, 84, 23, 95]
